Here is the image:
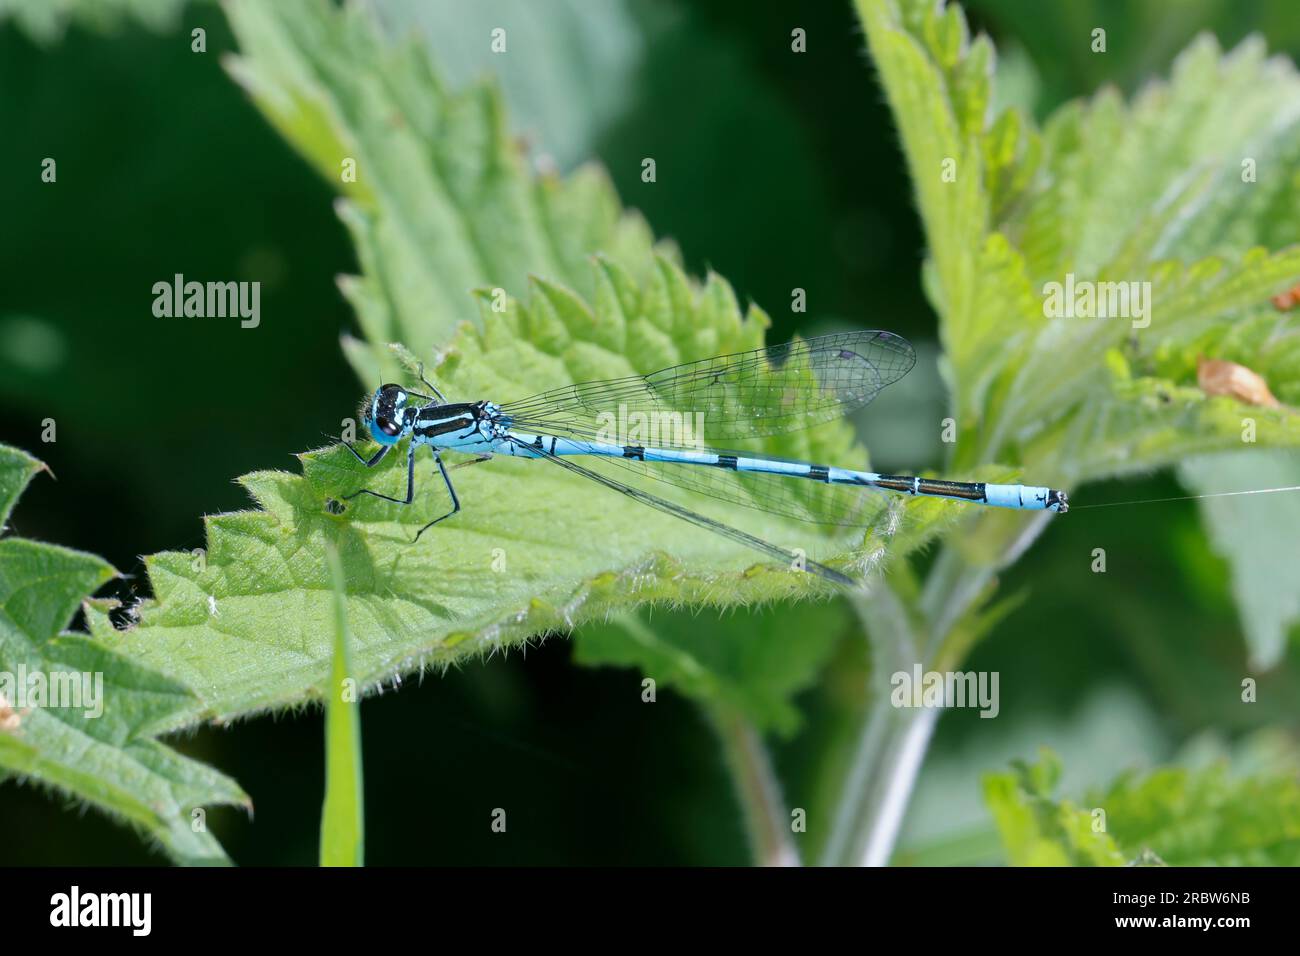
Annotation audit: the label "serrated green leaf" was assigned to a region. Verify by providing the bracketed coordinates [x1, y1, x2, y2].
[983, 750, 1131, 867]
[115, 263, 966, 723]
[366, 0, 642, 174]
[858, 0, 1300, 578]
[222, 0, 664, 383]
[0, 444, 43, 529]
[988, 743, 1300, 866]
[0, 445, 247, 865]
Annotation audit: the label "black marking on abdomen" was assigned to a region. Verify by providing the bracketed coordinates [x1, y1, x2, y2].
[716, 455, 738, 470]
[873, 475, 916, 494]
[623, 445, 645, 460]
[916, 478, 987, 502]
[836, 473, 988, 502]
[808, 464, 830, 482]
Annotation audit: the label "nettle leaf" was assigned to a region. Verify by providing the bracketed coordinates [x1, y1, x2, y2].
[365, 0, 643, 174]
[986, 746, 1300, 866]
[0, 445, 248, 865]
[983, 750, 1125, 867]
[575, 599, 854, 739]
[858, 0, 1040, 424]
[993, 26, 1300, 666]
[1154, 309, 1300, 408]
[112, 260, 965, 723]
[860, 0, 1300, 493]
[861, 0, 1300, 672]
[222, 0, 663, 383]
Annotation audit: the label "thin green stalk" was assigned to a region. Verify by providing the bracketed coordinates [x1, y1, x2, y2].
[708, 705, 800, 867]
[823, 512, 1055, 867]
[320, 543, 365, 867]
[820, 582, 918, 865]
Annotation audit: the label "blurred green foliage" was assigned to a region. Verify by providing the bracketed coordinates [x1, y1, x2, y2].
[986, 736, 1300, 865]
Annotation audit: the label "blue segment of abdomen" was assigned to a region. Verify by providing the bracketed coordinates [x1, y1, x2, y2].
[985, 484, 1054, 509]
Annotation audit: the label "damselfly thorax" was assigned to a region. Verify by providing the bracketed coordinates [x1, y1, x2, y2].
[407, 401, 505, 451]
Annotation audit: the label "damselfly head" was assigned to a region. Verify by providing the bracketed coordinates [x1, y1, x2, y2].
[364, 383, 415, 445]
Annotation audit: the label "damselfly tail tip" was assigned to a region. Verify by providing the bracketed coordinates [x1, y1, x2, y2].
[1047, 489, 1069, 514]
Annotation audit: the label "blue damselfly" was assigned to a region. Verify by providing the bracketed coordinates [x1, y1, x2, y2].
[338, 331, 1068, 586]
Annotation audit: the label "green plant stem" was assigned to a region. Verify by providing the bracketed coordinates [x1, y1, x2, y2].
[320, 543, 364, 867]
[823, 512, 1055, 866]
[820, 582, 918, 865]
[707, 705, 800, 866]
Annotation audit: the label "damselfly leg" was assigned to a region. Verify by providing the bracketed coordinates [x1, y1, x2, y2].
[416, 362, 447, 403]
[340, 440, 463, 542]
[343, 441, 416, 505]
[414, 452, 461, 541]
[342, 441, 390, 468]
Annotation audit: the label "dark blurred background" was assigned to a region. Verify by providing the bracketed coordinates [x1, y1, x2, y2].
[2, 0, 1298, 864]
